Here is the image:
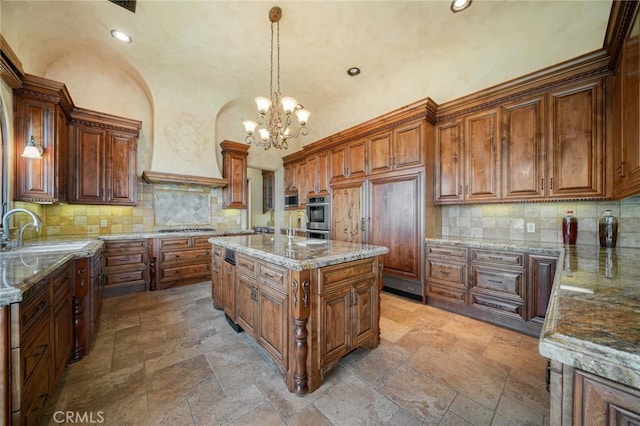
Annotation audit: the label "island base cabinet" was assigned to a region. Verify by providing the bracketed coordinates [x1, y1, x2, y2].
[549, 360, 640, 425]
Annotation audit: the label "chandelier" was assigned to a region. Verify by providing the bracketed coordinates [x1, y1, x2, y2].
[242, 7, 310, 150]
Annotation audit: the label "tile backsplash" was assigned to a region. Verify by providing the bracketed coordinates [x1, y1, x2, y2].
[15, 180, 244, 239]
[440, 197, 640, 248]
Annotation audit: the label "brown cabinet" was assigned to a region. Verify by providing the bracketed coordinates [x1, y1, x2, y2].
[434, 120, 464, 204]
[526, 254, 557, 324]
[262, 170, 275, 213]
[331, 138, 367, 181]
[469, 249, 526, 320]
[211, 245, 224, 309]
[221, 140, 249, 209]
[102, 239, 148, 297]
[284, 161, 298, 194]
[13, 75, 73, 203]
[331, 180, 366, 244]
[297, 160, 309, 208]
[222, 259, 235, 318]
[69, 108, 141, 205]
[71, 247, 103, 361]
[306, 150, 330, 197]
[9, 261, 74, 426]
[547, 78, 605, 199]
[369, 119, 425, 176]
[502, 95, 546, 200]
[612, 8, 640, 199]
[318, 259, 378, 369]
[153, 235, 212, 290]
[425, 243, 469, 305]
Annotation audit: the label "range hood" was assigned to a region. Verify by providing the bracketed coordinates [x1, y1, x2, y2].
[141, 170, 228, 187]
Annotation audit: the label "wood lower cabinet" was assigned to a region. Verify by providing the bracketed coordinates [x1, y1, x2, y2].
[331, 180, 366, 244]
[425, 241, 558, 336]
[549, 361, 640, 425]
[211, 243, 382, 393]
[71, 248, 103, 361]
[152, 235, 212, 290]
[69, 108, 141, 205]
[211, 245, 224, 309]
[102, 239, 148, 297]
[8, 261, 73, 426]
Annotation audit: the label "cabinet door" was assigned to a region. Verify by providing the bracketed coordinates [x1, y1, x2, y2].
[613, 11, 640, 198]
[262, 170, 275, 213]
[284, 162, 298, 193]
[331, 180, 366, 243]
[222, 261, 235, 318]
[465, 109, 501, 202]
[223, 151, 248, 208]
[235, 273, 257, 337]
[330, 146, 347, 181]
[434, 120, 464, 204]
[319, 287, 351, 367]
[211, 247, 224, 309]
[107, 132, 137, 205]
[257, 285, 288, 368]
[573, 369, 640, 425]
[71, 125, 106, 203]
[368, 132, 393, 174]
[369, 173, 422, 282]
[316, 150, 331, 195]
[297, 161, 309, 207]
[526, 255, 556, 323]
[347, 139, 368, 178]
[393, 120, 424, 170]
[502, 96, 546, 200]
[547, 79, 604, 198]
[52, 294, 73, 381]
[351, 280, 377, 347]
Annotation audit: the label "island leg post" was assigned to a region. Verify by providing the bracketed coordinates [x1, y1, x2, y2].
[290, 270, 311, 394]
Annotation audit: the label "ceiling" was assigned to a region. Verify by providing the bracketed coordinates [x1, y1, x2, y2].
[1, 0, 613, 168]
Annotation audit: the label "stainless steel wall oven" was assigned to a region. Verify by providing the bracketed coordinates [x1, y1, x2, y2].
[306, 196, 330, 238]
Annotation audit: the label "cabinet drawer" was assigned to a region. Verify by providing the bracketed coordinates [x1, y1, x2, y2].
[19, 316, 51, 386]
[104, 269, 147, 286]
[193, 236, 213, 248]
[19, 283, 50, 332]
[159, 237, 191, 249]
[104, 252, 146, 268]
[51, 265, 72, 306]
[257, 261, 287, 293]
[426, 244, 467, 260]
[471, 249, 524, 267]
[236, 253, 257, 277]
[104, 240, 147, 253]
[160, 264, 211, 282]
[318, 258, 377, 293]
[161, 248, 211, 264]
[426, 259, 467, 289]
[20, 348, 52, 426]
[470, 266, 525, 299]
[426, 283, 468, 305]
[470, 292, 524, 318]
[212, 245, 224, 259]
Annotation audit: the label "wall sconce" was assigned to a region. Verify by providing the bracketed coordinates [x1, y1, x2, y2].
[21, 136, 44, 159]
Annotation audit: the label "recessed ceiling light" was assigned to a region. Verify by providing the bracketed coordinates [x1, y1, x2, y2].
[111, 29, 132, 44]
[450, 0, 472, 13]
[347, 67, 361, 77]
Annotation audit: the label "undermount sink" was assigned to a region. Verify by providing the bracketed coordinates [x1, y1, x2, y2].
[295, 239, 327, 247]
[14, 241, 94, 253]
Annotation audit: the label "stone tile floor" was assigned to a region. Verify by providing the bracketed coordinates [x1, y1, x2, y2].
[44, 282, 550, 425]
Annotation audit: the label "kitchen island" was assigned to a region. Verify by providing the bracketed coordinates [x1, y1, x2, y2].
[539, 245, 640, 424]
[208, 234, 389, 394]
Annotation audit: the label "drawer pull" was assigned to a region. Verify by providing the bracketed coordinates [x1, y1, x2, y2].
[263, 271, 275, 279]
[35, 343, 49, 358]
[439, 251, 452, 256]
[24, 300, 49, 323]
[488, 279, 503, 285]
[487, 256, 503, 261]
[440, 271, 451, 276]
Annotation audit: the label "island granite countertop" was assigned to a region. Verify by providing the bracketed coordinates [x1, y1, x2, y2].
[426, 236, 640, 390]
[209, 234, 389, 271]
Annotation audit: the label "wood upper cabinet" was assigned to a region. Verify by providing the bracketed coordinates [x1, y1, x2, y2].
[547, 78, 605, 199]
[307, 150, 330, 197]
[297, 160, 309, 207]
[465, 109, 501, 202]
[613, 7, 640, 199]
[368, 131, 394, 174]
[13, 75, 73, 203]
[284, 161, 298, 194]
[391, 119, 425, 171]
[221, 140, 249, 209]
[331, 138, 367, 181]
[262, 170, 275, 213]
[69, 108, 141, 205]
[502, 96, 546, 200]
[434, 120, 464, 204]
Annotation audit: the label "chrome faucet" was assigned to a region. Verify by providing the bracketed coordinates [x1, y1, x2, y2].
[1, 208, 43, 249]
[288, 210, 308, 243]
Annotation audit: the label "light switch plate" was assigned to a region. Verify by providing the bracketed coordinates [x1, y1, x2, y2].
[100, 219, 108, 228]
[527, 223, 535, 233]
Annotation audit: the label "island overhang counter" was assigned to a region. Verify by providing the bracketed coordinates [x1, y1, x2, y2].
[208, 234, 389, 394]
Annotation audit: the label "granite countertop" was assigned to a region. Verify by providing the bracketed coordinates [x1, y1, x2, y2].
[0, 228, 254, 307]
[426, 236, 640, 390]
[209, 234, 389, 271]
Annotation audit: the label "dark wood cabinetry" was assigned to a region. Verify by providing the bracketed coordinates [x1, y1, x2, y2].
[331, 138, 367, 181]
[425, 244, 469, 305]
[331, 180, 366, 244]
[526, 254, 556, 324]
[307, 150, 330, 197]
[152, 235, 212, 290]
[221, 140, 249, 209]
[69, 108, 141, 205]
[262, 170, 275, 213]
[211, 245, 224, 309]
[102, 239, 148, 297]
[612, 5, 640, 199]
[13, 75, 73, 203]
